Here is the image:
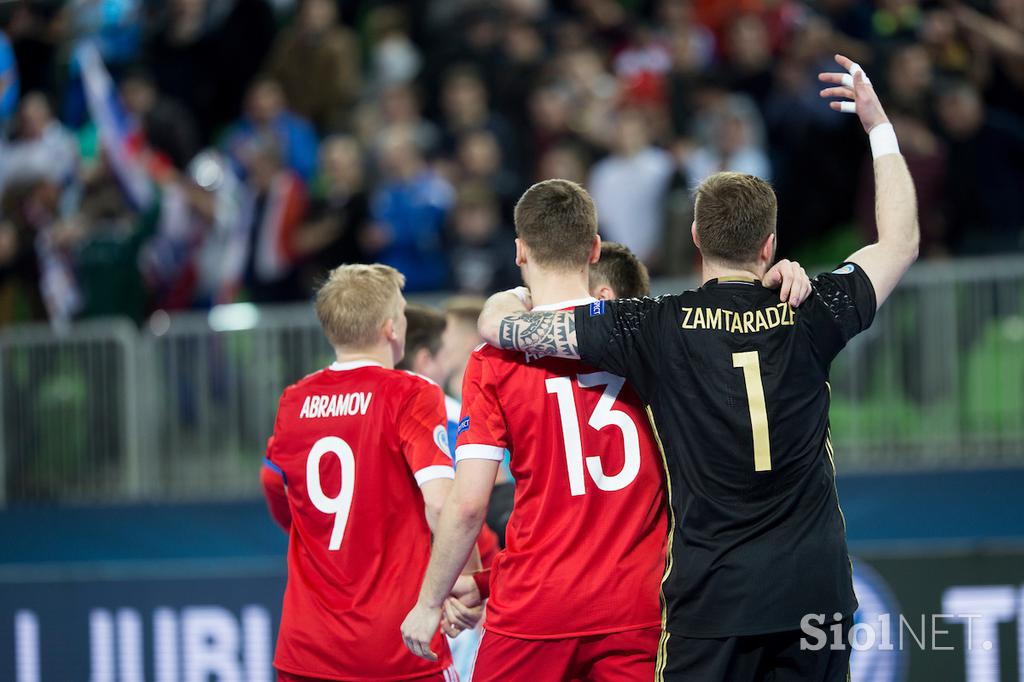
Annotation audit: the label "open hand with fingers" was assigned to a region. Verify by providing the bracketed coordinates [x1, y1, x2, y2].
[819, 54, 890, 133]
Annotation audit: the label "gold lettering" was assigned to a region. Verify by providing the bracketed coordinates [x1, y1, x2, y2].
[730, 311, 744, 334]
[776, 303, 795, 326]
[693, 307, 706, 329]
[765, 306, 780, 328]
[706, 307, 722, 331]
[681, 307, 694, 329]
[743, 311, 755, 334]
[755, 309, 769, 332]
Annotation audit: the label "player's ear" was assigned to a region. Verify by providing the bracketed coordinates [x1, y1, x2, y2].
[594, 285, 615, 301]
[589, 235, 601, 264]
[691, 221, 700, 249]
[514, 238, 526, 267]
[759, 232, 776, 264]
[382, 317, 397, 343]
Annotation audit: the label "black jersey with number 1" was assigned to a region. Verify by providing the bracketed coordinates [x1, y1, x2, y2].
[574, 263, 876, 638]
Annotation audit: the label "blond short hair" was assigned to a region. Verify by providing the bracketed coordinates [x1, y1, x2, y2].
[315, 264, 405, 347]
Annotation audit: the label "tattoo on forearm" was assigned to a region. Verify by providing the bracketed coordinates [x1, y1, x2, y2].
[498, 311, 579, 358]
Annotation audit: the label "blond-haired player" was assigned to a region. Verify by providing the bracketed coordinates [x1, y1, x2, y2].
[261, 263, 478, 682]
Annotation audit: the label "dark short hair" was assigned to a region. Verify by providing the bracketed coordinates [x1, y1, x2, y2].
[396, 304, 446, 370]
[694, 172, 777, 265]
[514, 179, 597, 269]
[590, 242, 650, 298]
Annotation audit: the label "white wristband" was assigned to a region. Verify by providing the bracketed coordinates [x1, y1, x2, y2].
[869, 123, 900, 160]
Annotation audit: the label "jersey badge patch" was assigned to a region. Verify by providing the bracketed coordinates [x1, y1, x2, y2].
[832, 264, 856, 275]
[590, 300, 605, 316]
[433, 425, 450, 457]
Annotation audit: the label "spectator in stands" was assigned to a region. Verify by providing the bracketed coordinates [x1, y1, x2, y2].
[491, 19, 546, 129]
[266, 0, 361, 133]
[439, 64, 518, 173]
[0, 175, 83, 326]
[685, 93, 772, 185]
[0, 178, 51, 324]
[238, 135, 307, 302]
[292, 135, 371, 291]
[588, 108, 674, 267]
[950, 0, 1024, 120]
[360, 84, 440, 161]
[366, 127, 453, 292]
[0, 29, 18, 124]
[936, 80, 1024, 254]
[3, 2, 59, 98]
[559, 46, 620, 148]
[223, 77, 319, 183]
[537, 142, 590, 185]
[144, 0, 278, 140]
[884, 43, 935, 121]
[448, 184, 518, 296]
[119, 69, 200, 170]
[0, 93, 78, 197]
[527, 83, 578, 177]
[719, 14, 775, 107]
[455, 129, 519, 214]
[365, 5, 421, 91]
[72, 168, 158, 322]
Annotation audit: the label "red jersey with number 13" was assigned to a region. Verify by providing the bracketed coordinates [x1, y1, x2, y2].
[456, 299, 667, 639]
[265, 360, 455, 680]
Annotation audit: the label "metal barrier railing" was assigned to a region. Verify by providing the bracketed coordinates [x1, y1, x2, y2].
[1, 257, 1023, 504]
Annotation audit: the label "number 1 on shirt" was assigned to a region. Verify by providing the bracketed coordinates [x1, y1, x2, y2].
[732, 351, 772, 472]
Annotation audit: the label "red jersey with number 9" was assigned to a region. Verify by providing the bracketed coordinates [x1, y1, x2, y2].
[456, 300, 668, 639]
[265, 360, 456, 680]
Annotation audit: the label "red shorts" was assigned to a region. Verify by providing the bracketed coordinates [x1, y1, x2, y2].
[471, 627, 660, 682]
[277, 666, 459, 682]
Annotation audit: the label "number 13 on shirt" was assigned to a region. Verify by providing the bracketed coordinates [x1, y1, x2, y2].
[546, 372, 642, 496]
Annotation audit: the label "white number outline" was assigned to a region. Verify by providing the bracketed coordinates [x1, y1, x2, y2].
[545, 372, 642, 496]
[306, 436, 355, 550]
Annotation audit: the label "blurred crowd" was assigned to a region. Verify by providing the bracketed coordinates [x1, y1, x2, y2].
[1, 0, 1023, 328]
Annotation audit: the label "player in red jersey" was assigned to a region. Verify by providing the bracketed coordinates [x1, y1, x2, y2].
[261, 263, 478, 682]
[401, 180, 668, 681]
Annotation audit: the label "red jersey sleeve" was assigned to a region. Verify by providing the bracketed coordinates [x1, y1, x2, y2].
[398, 379, 456, 486]
[261, 459, 291, 531]
[455, 351, 508, 463]
[262, 403, 292, 531]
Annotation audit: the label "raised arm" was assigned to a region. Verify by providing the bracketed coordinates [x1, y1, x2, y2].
[820, 54, 919, 308]
[478, 289, 581, 359]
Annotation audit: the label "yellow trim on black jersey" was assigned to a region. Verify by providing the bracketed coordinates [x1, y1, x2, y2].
[825, 385, 856, 593]
[646, 405, 675, 681]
